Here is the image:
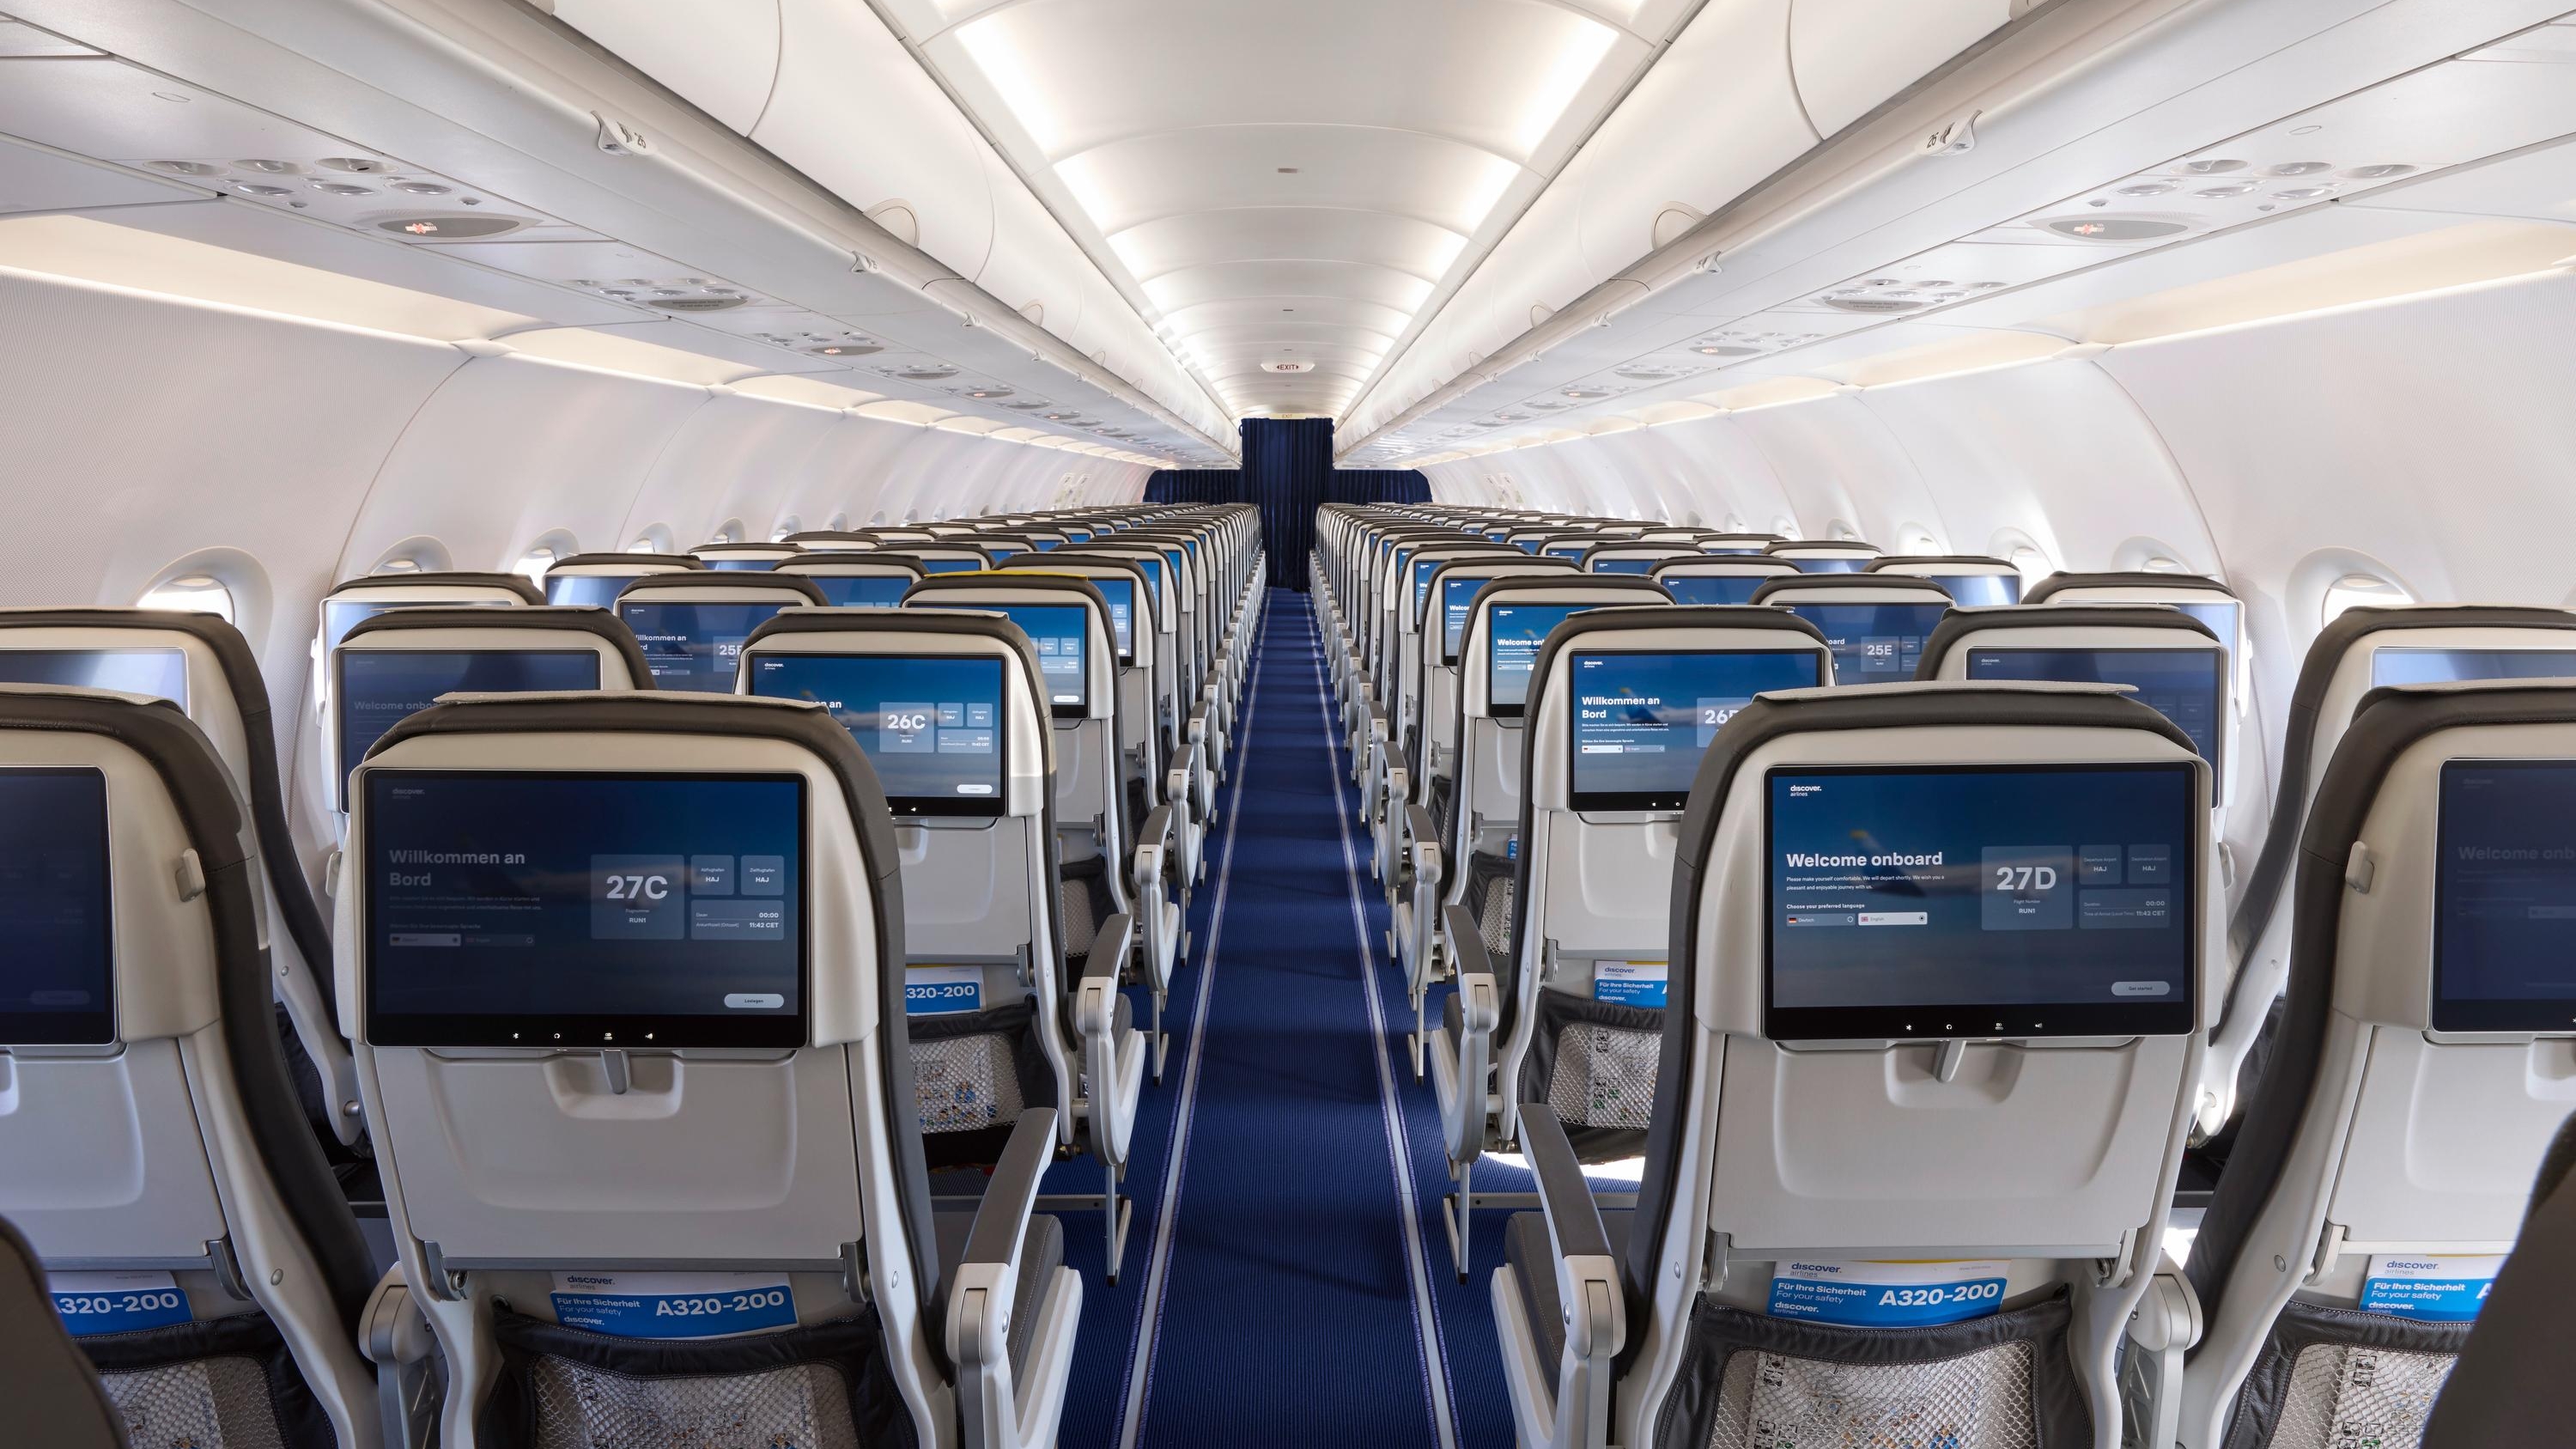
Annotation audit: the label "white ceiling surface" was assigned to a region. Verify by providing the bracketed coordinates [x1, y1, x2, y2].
[0, 0, 1224, 464]
[1362, 0, 2576, 464]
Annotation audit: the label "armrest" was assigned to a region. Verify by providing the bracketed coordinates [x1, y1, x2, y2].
[1074, 913, 1143, 1166]
[1443, 901, 1495, 995]
[1521, 1105, 1625, 1449]
[1520, 1105, 1610, 1261]
[362, 1265, 441, 1448]
[1404, 804, 1443, 889]
[1132, 805, 1177, 893]
[948, 1109, 1064, 1449]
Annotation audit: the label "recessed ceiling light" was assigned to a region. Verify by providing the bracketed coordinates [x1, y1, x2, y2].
[316, 156, 385, 174]
[391, 180, 450, 195]
[2341, 163, 2415, 180]
[234, 159, 298, 174]
[2272, 186, 2336, 200]
[150, 160, 222, 176]
[232, 183, 293, 197]
[2194, 182, 2258, 198]
[2268, 161, 2331, 176]
[2117, 182, 2176, 197]
[310, 180, 374, 195]
[2178, 158, 2245, 174]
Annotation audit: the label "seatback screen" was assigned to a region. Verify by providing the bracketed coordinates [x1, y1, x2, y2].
[2372, 648, 2576, 688]
[0, 648, 188, 710]
[919, 558, 983, 575]
[1592, 556, 1661, 575]
[1487, 602, 1589, 715]
[1659, 575, 1771, 606]
[325, 596, 512, 654]
[1569, 650, 1821, 810]
[1783, 603, 1951, 685]
[2433, 760, 2576, 1032]
[545, 573, 642, 608]
[1925, 573, 2022, 606]
[1765, 764, 2196, 1039]
[701, 558, 772, 572]
[0, 768, 112, 1044]
[803, 575, 914, 608]
[1091, 578, 1136, 661]
[1544, 543, 1593, 562]
[1966, 648, 2224, 791]
[993, 603, 1089, 715]
[1785, 555, 1871, 574]
[1412, 556, 1443, 613]
[619, 601, 798, 692]
[2175, 600, 2239, 649]
[750, 655, 1005, 816]
[336, 650, 600, 808]
[1442, 575, 1498, 662]
[365, 771, 805, 1048]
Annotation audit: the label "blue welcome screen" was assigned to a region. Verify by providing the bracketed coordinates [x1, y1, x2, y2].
[0, 648, 188, 710]
[366, 771, 805, 1047]
[2434, 760, 2576, 1032]
[1659, 575, 1771, 606]
[1765, 764, 2196, 1038]
[1487, 603, 1588, 714]
[1967, 648, 2224, 789]
[337, 649, 599, 807]
[752, 654, 1004, 814]
[1570, 650, 1820, 808]
[1783, 603, 1950, 685]
[620, 601, 796, 692]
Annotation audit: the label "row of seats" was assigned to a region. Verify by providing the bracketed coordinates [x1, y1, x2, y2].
[1311, 502, 2573, 1449]
[0, 502, 1262, 1446]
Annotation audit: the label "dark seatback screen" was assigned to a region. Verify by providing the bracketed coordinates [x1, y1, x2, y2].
[993, 603, 1089, 715]
[2372, 648, 2576, 688]
[325, 596, 511, 654]
[1592, 556, 1661, 575]
[1786, 555, 1871, 574]
[1091, 577, 1136, 661]
[1966, 647, 2224, 791]
[619, 601, 797, 692]
[1486, 602, 1589, 715]
[1925, 573, 2022, 606]
[0, 648, 188, 710]
[1569, 650, 1821, 810]
[2433, 760, 2576, 1032]
[804, 575, 914, 608]
[1783, 603, 1951, 684]
[0, 768, 112, 1044]
[701, 558, 772, 572]
[365, 771, 805, 1048]
[1765, 764, 2196, 1038]
[545, 573, 642, 608]
[1659, 574, 1771, 606]
[336, 649, 601, 808]
[751, 654, 1004, 815]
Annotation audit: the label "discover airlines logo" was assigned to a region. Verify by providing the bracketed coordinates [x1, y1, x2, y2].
[1788, 782, 1824, 796]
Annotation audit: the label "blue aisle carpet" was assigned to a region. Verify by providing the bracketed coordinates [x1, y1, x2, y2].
[1043, 588, 1519, 1449]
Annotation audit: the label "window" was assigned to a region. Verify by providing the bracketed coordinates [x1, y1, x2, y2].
[374, 557, 422, 575]
[2008, 545, 2053, 583]
[1772, 516, 1801, 541]
[2323, 572, 2410, 624]
[770, 517, 801, 543]
[629, 533, 662, 553]
[2143, 556, 2184, 573]
[514, 545, 559, 587]
[826, 512, 850, 532]
[1898, 526, 1941, 555]
[712, 519, 745, 545]
[141, 574, 235, 624]
[1828, 520, 1863, 542]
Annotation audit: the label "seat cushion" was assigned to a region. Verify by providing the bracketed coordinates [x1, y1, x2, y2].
[933, 1210, 1065, 1379]
[1504, 1209, 1634, 1374]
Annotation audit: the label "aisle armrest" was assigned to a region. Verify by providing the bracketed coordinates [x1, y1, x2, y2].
[949, 1109, 1080, 1449]
[1437, 902, 1501, 1165]
[1130, 806, 1182, 990]
[1521, 1105, 1625, 1449]
[1073, 913, 1145, 1166]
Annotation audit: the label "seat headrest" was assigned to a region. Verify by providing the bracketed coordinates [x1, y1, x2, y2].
[1919, 604, 2221, 667]
[1749, 574, 1952, 605]
[548, 551, 706, 571]
[615, 571, 829, 606]
[2024, 569, 2228, 602]
[325, 570, 544, 604]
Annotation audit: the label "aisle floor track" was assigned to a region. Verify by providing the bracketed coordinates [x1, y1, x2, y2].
[1046, 588, 1521, 1448]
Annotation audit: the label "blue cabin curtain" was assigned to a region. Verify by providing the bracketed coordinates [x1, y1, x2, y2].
[1145, 420, 1429, 588]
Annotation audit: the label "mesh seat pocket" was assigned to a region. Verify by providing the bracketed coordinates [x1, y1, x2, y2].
[1522, 989, 1664, 1158]
[480, 1309, 914, 1449]
[82, 1311, 335, 1449]
[1653, 1293, 2090, 1449]
[2220, 1298, 2468, 1449]
[908, 1002, 1051, 1169]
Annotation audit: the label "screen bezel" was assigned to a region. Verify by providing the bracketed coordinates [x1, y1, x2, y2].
[361, 769, 811, 1050]
[333, 647, 603, 810]
[750, 652, 1008, 819]
[1087, 576, 1139, 662]
[1761, 761, 2198, 1041]
[2432, 757, 2576, 1032]
[1566, 648, 1822, 812]
[0, 765, 115, 1044]
[1963, 646, 2227, 795]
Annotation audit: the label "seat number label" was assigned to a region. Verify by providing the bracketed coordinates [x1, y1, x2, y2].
[50, 1271, 191, 1336]
[1594, 960, 1668, 1008]
[551, 1272, 797, 1339]
[1765, 1259, 2009, 1327]
[2359, 1255, 2499, 1322]
[905, 964, 983, 1015]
